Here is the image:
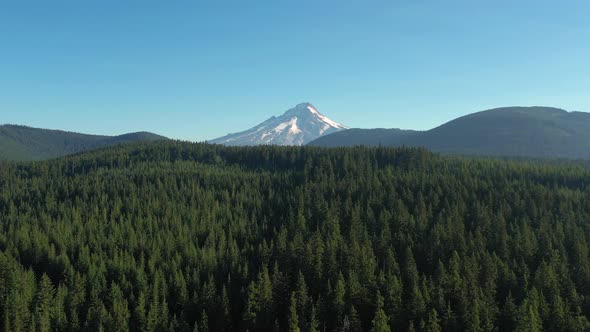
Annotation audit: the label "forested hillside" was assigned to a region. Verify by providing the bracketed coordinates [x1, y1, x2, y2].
[0, 125, 166, 161]
[0, 141, 589, 331]
[309, 107, 590, 160]
[308, 128, 419, 148]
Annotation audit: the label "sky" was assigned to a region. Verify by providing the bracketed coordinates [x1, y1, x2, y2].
[1, 1, 589, 141]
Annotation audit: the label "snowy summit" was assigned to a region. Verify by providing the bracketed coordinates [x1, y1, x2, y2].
[209, 103, 348, 146]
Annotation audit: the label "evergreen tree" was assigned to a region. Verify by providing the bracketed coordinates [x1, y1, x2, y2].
[310, 304, 320, 332]
[370, 291, 391, 332]
[200, 310, 209, 332]
[289, 292, 301, 332]
[424, 309, 441, 332]
[349, 305, 363, 332]
[332, 272, 346, 325]
[515, 290, 542, 332]
[108, 283, 130, 332]
[35, 273, 55, 332]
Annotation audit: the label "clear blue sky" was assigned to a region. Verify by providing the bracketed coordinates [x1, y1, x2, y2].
[1, 1, 589, 141]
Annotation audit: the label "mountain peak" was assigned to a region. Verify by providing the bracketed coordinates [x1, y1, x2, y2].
[209, 103, 348, 146]
[283, 102, 320, 117]
[294, 102, 313, 108]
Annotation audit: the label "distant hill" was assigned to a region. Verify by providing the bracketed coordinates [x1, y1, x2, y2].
[308, 128, 419, 147]
[0, 125, 167, 161]
[309, 106, 590, 159]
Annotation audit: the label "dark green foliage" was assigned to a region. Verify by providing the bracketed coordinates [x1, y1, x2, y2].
[0, 141, 589, 331]
[370, 292, 391, 332]
[288, 292, 300, 332]
[309, 106, 590, 160]
[0, 124, 166, 161]
[309, 128, 418, 147]
[310, 304, 320, 332]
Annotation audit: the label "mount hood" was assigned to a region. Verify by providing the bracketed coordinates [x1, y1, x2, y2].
[209, 103, 348, 146]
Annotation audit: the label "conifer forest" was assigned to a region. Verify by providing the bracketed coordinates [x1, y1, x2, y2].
[0, 141, 589, 331]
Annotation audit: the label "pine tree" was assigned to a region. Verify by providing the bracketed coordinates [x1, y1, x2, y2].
[333, 272, 346, 323]
[134, 291, 148, 332]
[370, 291, 391, 332]
[310, 304, 320, 332]
[200, 310, 209, 332]
[404, 249, 426, 321]
[146, 285, 160, 332]
[35, 273, 55, 332]
[51, 284, 68, 331]
[499, 292, 518, 331]
[289, 292, 301, 332]
[515, 290, 542, 332]
[108, 283, 130, 332]
[245, 266, 273, 328]
[295, 271, 309, 329]
[85, 295, 108, 332]
[221, 285, 232, 331]
[424, 309, 441, 332]
[349, 305, 363, 332]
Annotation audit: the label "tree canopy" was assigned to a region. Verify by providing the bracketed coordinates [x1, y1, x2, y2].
[0, 141, 589, 331]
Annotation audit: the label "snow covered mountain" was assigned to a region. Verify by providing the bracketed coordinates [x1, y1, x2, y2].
[209, 103, 348, 146]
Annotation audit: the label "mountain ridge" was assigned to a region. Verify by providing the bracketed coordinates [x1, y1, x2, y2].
[209, 102, 348, 146]
[0, 124, 167, 161]
[308, 106, 590, 160]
